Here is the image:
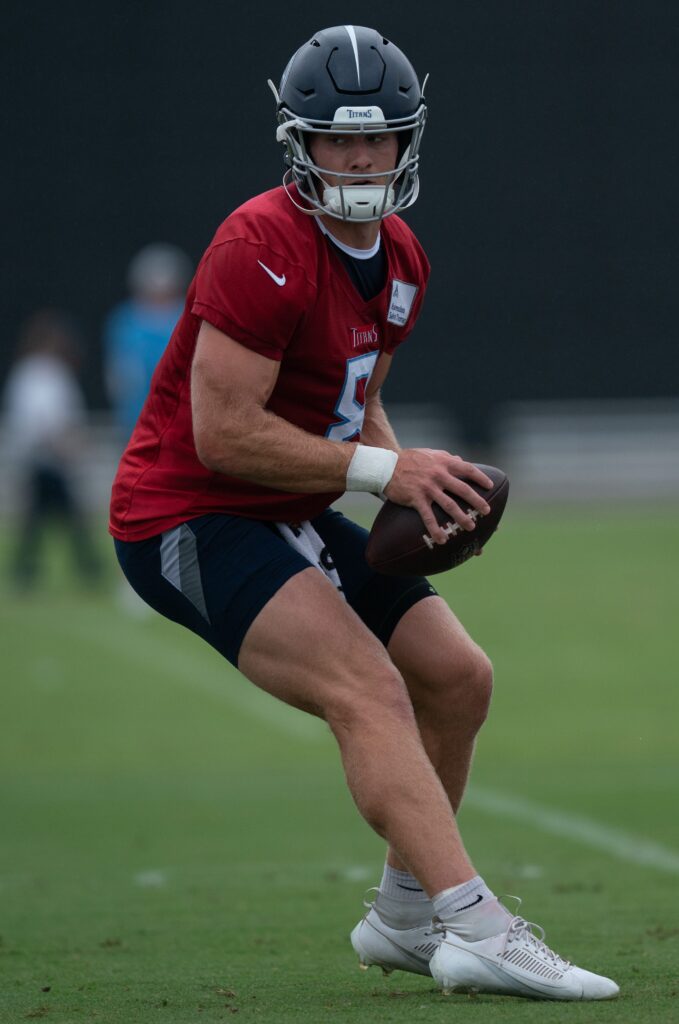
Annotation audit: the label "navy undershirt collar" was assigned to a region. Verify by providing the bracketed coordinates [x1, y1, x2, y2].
[316, 219, 387, 302]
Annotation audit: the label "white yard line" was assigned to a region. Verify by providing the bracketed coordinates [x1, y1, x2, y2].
[467, 786, 679, 875]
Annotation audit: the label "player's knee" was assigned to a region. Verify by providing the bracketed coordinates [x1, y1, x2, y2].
[325, 665, 415, 737]
[419, 644, 493, 731]
[472, 649, 494, 721]
[454, 646, 493, 728]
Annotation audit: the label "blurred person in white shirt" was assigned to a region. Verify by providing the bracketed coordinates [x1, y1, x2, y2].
[2, 309, 102, 587]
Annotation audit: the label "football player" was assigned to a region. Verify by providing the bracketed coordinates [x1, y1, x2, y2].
[110, 25, 618, 1000]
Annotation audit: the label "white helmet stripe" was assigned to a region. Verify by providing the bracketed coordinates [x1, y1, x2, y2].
[344, 25, 361, 86]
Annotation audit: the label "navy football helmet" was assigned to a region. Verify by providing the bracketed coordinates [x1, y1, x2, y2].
[269, 25, 427, 222]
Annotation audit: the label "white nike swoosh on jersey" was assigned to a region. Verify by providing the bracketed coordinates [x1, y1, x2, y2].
[257, 260, 286, 286]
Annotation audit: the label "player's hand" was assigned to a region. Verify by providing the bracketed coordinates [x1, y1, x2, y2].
[384, 449, 493, 545]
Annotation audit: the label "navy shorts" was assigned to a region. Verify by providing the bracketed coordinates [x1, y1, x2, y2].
[114, 508, 437, 668]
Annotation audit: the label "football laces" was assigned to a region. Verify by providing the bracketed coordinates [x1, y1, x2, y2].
[422, 509, 480, 550]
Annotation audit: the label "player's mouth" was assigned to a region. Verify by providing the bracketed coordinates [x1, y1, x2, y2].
[352, 178, 391, 187]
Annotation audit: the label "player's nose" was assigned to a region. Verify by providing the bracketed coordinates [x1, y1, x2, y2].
[347, 139, 374, 170]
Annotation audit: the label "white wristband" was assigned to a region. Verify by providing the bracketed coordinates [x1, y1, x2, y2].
[346, 445, 398, 494]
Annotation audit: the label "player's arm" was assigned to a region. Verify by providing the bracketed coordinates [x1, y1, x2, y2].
[191, 321, 353, 491]
[362, 352, 494, 541]
[361, 353, 402, 453]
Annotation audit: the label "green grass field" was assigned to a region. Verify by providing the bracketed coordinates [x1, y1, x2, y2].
[1, 506, 678, 1023]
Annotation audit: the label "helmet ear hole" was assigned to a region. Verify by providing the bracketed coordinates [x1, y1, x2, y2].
[396, 130, 412, 164]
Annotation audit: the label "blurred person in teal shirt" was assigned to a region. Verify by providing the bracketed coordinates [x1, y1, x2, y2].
[104, 243, 192, 441]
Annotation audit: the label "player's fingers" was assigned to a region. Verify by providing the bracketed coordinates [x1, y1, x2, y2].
[448, 459, 493, 491]
[443, 475, 491, 517]
[416, 501, 450, 545]
[436, 492, 478, 532]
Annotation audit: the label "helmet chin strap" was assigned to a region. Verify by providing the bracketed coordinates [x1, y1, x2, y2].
[321, 184, 396, 221]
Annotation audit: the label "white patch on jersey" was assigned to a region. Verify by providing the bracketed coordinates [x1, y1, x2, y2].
[257, 260, 286, 287]
[387, 279, 418, 326]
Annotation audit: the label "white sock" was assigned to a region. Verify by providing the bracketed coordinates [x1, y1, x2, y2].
[433, 876, 512, 941]
[373, 864, 432, 929]
[379, 864, 426, 899]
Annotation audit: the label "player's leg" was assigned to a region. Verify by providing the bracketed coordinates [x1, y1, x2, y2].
[309, 507, 490, 879]
[349, 594, 495, 970]
[385, 595, 493, 867]
[312, 509, 618, 998]
[116, 512, 618, 999]
[237, 565, 478, 897]
[115, 512, 476, 894]
[347, 594, 499, 976]
[260, 566, 617, 1005]
[310, 507, 491, 847]
[350, 597, 493, 970]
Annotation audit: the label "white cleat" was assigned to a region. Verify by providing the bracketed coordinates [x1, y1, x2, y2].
[430, 914, 620, 1000]
[350, 906, 440, 977]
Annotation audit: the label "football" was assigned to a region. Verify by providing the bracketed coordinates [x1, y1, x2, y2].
[365, 464, 509, 577]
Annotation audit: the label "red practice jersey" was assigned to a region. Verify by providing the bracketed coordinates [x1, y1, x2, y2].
[109, 186, 430, 540]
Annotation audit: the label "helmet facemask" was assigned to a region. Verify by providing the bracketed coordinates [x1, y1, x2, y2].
[269, 86, 427, 223]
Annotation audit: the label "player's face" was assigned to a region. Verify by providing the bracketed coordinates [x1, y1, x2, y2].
[309, 132, 399, 188]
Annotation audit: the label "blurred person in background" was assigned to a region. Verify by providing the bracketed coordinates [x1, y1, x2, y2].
[104, 243, 192, 442]
[2, 309, 102, 588]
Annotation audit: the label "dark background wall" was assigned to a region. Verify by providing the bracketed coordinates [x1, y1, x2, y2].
[4, 1, 677, 442]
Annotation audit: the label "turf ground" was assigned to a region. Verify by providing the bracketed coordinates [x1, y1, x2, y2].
[1, 505, 678, 1023]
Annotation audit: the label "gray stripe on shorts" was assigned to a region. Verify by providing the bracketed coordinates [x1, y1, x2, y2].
[160, 524, 210, 623]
